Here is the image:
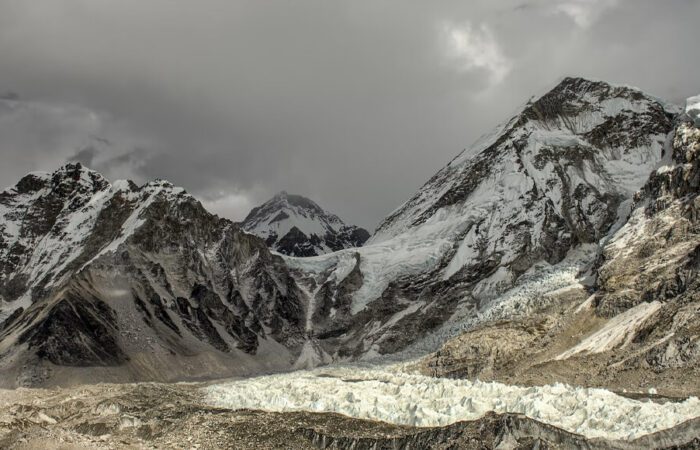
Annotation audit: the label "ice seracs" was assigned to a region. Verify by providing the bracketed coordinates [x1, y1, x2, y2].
[205, 366, 700, 441]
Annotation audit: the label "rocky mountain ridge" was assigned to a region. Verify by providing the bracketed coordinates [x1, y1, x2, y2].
[0, 163, 307, 386]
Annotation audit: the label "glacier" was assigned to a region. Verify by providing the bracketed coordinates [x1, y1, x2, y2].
[204, 365, 700, 441]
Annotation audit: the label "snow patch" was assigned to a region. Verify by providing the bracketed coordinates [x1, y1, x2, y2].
[350, 229, 453, 314]
[556, 301, 662, 360]
[573, 294, 596, 314]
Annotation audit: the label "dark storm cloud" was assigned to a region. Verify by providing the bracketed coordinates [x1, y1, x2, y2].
[0, 0, 697, 228]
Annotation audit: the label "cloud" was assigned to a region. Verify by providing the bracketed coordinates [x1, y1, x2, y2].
[553, 0, 620, 28]
[199, 192, 258, 223]
[442, 21, 512, 84]
[0, 96, 156, 186]
[67, 145, 100, 166]
[0, 0, 696, 229]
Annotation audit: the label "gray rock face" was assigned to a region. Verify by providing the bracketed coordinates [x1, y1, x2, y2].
[241, 191, 369, 257]
[0, 163, 306, 385]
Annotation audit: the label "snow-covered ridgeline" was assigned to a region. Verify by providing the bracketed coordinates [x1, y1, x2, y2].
[204, 366, 700, 440]
[244, 199, 342, 243]
[371, 81, 673, 245]
[302, 78, 676, 325]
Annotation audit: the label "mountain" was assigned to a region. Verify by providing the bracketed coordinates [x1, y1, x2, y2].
[288, 77, 680, 361]
[418, 94, 700, 396]
[241, 191, 369, 257]
[0, 163, 307, 386]
[1, 77, 694, 391]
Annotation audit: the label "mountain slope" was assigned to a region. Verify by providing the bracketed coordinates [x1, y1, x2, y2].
[0, 164, 306, 386]
[418, 95, 700, 397]
[288, 77, 679, 361]
[241, 191, 369, 257]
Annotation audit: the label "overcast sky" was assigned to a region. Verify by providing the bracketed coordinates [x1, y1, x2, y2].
[0, 0, 697, 229]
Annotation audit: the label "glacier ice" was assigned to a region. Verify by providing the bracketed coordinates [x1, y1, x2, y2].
[205, 365, 700, 441]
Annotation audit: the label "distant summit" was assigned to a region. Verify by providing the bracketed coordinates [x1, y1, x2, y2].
[241, 191, 369, 257]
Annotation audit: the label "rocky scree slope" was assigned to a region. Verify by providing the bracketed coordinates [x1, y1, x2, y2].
[241, 191, 369, 257]
[0, 163, 307, 386]
[288, 77, 679, 363]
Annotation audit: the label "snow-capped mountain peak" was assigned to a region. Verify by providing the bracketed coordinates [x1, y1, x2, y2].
[241, 191, 369, 257]
[371, 77, 676, 243]
[283, 77, 679, 361]
[0, 163, 310, 383]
